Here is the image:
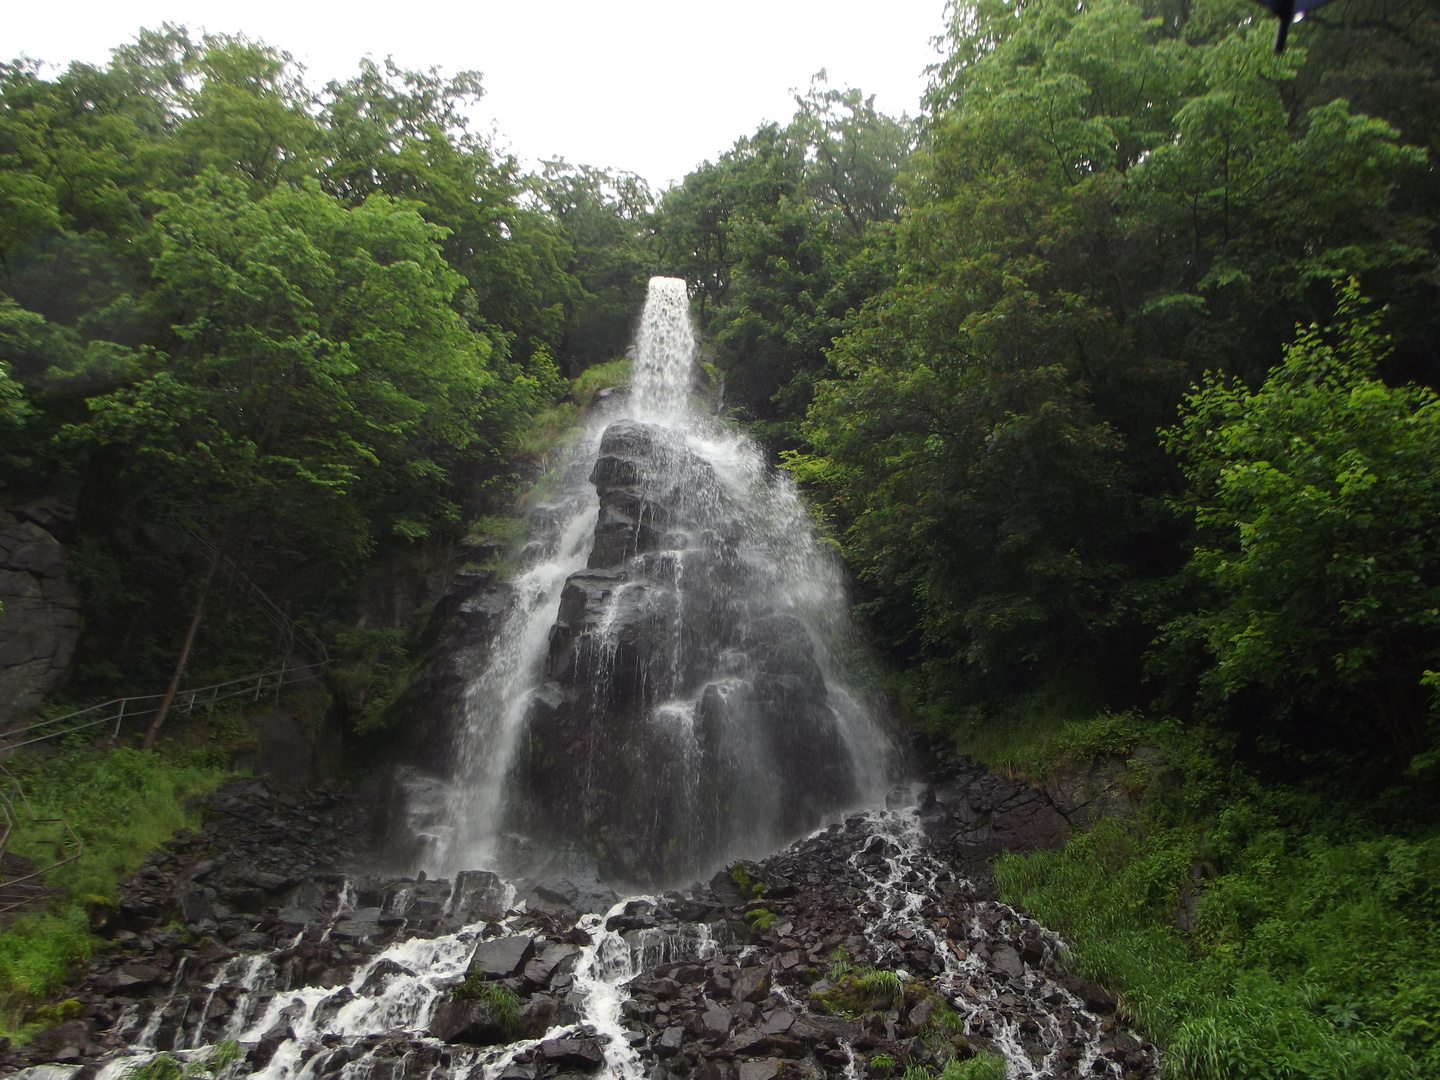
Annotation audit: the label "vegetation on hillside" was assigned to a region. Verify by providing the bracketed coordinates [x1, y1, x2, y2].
[0, 29, 648, 706]
[0, 740, 229, 1034]
[4, 1, 1440, 1072]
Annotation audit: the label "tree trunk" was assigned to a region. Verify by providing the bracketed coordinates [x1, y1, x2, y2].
[141, 548, 221, 750]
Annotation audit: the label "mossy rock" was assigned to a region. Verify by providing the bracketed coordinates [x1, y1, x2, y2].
[743, 906, 778, 935]
[729, 861, 768, 900]
[810, 970, 901, 1016]
[25, 998, 82, 1026]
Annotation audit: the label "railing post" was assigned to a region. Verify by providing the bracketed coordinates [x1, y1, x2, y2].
[109, 699, 126, 746]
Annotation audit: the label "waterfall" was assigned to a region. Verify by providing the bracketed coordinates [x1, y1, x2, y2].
[432, 276, 895, 886]
[68, 281, 1163, 1080]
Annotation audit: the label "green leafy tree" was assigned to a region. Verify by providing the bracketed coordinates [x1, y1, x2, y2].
[656, 75, 912, 442]
[798, 0, 1427, 720]
[318, 59, 578, 371]
[83, 170, 547, 564]
[67, 171, 555, 716]
[530, 159, 654, 373]
[1160, 283, 1440, 760]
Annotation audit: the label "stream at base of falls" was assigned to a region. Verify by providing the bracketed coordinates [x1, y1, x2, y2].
[19, 775, 1161, 1080]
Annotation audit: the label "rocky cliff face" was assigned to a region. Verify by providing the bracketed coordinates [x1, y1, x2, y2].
[0, 502, 80, 725]
[506, 420, 863, 885]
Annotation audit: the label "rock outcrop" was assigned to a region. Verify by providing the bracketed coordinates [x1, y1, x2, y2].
[508, 420, 865, 885]
[0, 502, 80, 725]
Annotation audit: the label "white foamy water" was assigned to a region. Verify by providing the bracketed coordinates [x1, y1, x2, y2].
[432, 275, 897, 880]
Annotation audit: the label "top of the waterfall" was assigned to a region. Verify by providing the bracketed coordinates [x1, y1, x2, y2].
[630, 276, 697, 422]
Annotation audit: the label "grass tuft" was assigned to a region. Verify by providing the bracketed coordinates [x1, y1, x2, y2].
[993, 719, 1440, 1080]
[0, 745, 229, 1034]
[572, 358, 630, 406]
[452, 974, 520, 1037]
[940, 1053, 1007, 1080]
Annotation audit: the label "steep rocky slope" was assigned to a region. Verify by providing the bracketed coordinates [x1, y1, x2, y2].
[8, 760, 1159, 1080]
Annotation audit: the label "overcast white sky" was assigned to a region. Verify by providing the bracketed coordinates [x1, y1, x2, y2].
[3, 0, 951, 191]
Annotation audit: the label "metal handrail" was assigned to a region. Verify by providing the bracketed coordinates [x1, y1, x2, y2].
[0, 660, 332, 751]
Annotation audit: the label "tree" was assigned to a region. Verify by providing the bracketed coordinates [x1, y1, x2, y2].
[530, 159, 654, 373]
[66, 170, 556, 716]
[318, 59, 578, 372]
[0, 30, 587, 702]
[1160, 283, 1440, 760]
[654, 76, 913, 442]
[797, 0, 1426, 720]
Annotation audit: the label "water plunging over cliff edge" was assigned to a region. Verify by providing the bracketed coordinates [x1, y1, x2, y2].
[419, 276, 897, 887]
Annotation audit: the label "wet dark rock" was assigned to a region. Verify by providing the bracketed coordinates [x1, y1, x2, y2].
[989, 945, 1024, 980]
[736, 1060, 779, 1080]
[97, 965, 163, 996]
[0, 507, 81, 723]
[886, 785, 916, 810]
[38, 750, 1164, 1080]
[428, 997, 512, 1046]
[27, 1021, 92, 1062]
[657, 1024, 686, 1056]
[537, 1036, 606, 1071]
[251, 1022, 295, 1067]
[469, 934, 535, 979]
[313, 987, 355, 1029]
[700, 1002, 733, 1041]
[926, 769, 1071, 855]
[358, 959, 415, 996]
[732, 965, 772, 1004]
[522, 943, 581, 989]
[1063, 975, 1118, 1015]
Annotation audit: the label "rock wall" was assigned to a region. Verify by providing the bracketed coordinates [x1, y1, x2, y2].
[510, 420, 861, 885]
[0, 502, 81, 725]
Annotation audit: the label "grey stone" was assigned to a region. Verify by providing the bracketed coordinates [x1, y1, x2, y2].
[469, 934, 535, 979]
[701, 1001, 733, 1040]
[1044, 756, 1140, 824]
[11, 1068, 81, 1080]
[451, 870, 510, 923]
[429, 996, 511, 1046]
[657, 1025, 685, 1056]
[0, 510, 80, 724]
[886, 785, 916, 809]
[990, 944, 1024, 980]
[538, 1036, 606, 1071]
[517, 993, 558, 1038]
[522, 942, 581, 988]
[760, 1009, 794, 1035]
[732, 964, 772, 1004]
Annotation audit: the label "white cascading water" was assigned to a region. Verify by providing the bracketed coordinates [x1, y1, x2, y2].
[432, 275, 895, 880]
[76, 279, 1156, 1080]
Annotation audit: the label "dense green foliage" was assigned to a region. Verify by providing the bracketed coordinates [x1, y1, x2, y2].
[0, 29, 642, 699]
[993, 715, 1440, 1079]
[654, 75, 912, 447]
[0, 743, 228, 1030]
[770, 0, 1440, 768]
[1159, 284, 1440, 760]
